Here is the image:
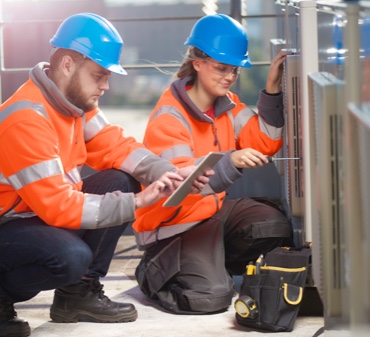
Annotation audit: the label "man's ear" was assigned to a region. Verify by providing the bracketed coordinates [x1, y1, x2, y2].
[60, 55, 75, 76]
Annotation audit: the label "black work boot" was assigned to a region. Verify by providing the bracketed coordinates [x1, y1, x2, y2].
[50, 278, 137, 323]
[0, 299, 31, 337]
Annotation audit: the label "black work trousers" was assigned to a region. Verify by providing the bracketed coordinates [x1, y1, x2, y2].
[135, 198, 293, 314]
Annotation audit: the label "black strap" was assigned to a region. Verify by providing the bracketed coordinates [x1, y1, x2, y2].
[312, 326, 324, 337]
[282, 243, 312, 251]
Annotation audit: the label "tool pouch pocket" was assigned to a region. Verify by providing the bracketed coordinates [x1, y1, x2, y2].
[235, 246, 311, 332]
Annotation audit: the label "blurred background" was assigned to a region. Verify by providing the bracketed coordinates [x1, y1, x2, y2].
[0, 0, 277, 110]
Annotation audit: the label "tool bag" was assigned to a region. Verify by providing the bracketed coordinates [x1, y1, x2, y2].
[235, 245, 311, 332]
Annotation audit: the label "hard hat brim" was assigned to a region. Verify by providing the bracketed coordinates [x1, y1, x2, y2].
[106, 63, 128, 76]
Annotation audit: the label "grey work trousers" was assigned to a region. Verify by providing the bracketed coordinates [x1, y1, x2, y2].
[135, 198, 293, 314]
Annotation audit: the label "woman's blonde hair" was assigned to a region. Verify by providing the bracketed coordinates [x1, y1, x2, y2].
[176, 47, 208, 80]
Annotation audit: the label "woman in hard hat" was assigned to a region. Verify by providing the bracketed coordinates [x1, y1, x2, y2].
[133, 14, 293, 314]
[0, 13, 212, 337]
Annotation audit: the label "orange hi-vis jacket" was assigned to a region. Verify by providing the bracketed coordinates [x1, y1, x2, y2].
[0, 62, 176, 229]
[133, 76, 285, 249]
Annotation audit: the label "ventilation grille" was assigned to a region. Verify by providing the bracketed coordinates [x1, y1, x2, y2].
[281, 53, 303, 217]
[308, 71, 345, 317]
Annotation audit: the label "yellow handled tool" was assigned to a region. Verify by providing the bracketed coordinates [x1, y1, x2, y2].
[246, 261, 254, 275]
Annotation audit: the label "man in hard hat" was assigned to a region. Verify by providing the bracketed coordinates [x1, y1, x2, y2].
[133, 14, 293, 314]
[0, 13, 212, 337]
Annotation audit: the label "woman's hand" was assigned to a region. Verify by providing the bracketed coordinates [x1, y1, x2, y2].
[177, 166, 214, 194]
[265, 50, 293, 94]
[230, 148, 269, 169]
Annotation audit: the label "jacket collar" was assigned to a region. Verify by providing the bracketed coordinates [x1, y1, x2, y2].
[170, 75, 236, 122]
[30, 62, 85, 118]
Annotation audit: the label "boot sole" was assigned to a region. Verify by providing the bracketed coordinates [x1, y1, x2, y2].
[50, 307, 138, 323]
[0, 325, 31, 337]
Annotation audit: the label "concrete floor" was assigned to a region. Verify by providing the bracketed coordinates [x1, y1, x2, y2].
[17, 235, 327, 337]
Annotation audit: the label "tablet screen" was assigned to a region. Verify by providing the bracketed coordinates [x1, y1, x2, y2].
[163, 152, 224, 207]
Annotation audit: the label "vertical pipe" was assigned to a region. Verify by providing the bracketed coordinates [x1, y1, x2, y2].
[343, 2, 364, 329]
[299, 1, 319, 243]
[230, 0, 242, 96]
[230, 0, 242, 22]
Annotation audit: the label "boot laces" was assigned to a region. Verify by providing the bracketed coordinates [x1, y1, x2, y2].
[81, 279, 108, 300]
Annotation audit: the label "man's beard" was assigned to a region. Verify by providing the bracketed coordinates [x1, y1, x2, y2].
[65, 70, 97, 112]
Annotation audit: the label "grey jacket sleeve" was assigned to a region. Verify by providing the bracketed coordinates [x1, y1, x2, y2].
[95, 191, 136, 229]
[256, 89, 284, 127]
[131, 154, 177, 187]
[205, 150, 243, 194]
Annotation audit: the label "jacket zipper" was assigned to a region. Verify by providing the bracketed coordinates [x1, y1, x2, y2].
[74, 117, 78, 144]
[212, 122, 221, 151]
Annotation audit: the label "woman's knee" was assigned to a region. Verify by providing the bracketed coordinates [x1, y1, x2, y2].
[163, 281, 234, 314]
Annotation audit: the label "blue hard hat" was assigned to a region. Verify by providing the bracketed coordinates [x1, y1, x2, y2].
[184, 14, 252, 68]
[50, 13, 127, 75]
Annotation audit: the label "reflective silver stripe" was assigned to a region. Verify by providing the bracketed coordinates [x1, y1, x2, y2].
[226, 110, 234, 128]
[0, 172, 8, 185]
[134, 221, 200, 249]
[7, 158, 63, 191]
[81, 194, 102, 229]
[150, 106, 192, 135]
[159, 147, 208, 167]
[258, 119, 283, 140]
[0, 100, 48, 124]
[0, 211, 37, 225]
[1, 164, 80, 187]
[84, 109, 109, 142]
[160, 144, 193, 161]
[81, 114, 87, 131]
[3, 211, 36, 219]
[233, 107, 256, 139]
[65, 167, 82, 185]
[232, 106, 283, 140]
[119, 147, 154, 172]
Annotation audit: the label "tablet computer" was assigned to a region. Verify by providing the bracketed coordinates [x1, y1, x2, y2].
[163, 152, 224, 207]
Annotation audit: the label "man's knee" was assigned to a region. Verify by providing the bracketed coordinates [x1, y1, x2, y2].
[106, 169, 141, 193]
[82, 169, 141, 195]
[53, 243, 93, 284]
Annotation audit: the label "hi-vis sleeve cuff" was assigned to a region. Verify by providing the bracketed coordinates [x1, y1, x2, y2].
[81, 191, 136, 230]
[258, 118, 283, 140]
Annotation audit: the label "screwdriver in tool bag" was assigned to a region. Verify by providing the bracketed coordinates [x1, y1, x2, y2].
[255, 254, 265, 274]
[266, 156, 301, 163]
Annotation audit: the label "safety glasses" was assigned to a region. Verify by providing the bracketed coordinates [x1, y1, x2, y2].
[204, 59, 241, 77]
